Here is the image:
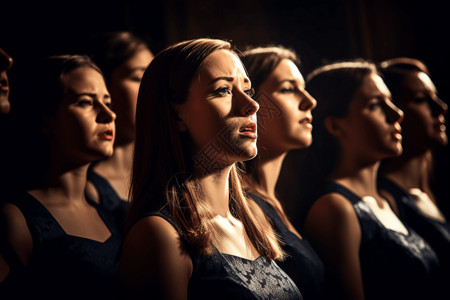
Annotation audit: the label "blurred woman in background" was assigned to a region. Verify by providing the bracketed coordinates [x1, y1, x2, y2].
[378, 57, 449, 299]
[239, 46, 325, 300]
[0, 55, 122, 300]
[80, 31, 154, 230]
[302, 60, 439, 300]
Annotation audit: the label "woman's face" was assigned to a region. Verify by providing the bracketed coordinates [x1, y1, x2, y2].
[256, 58, 316, 154]
[336, 73, 403, 162]
[109, 47, 153, 143]
[48, 67, 116, 164]
[396, 71, 447, 152]
[175, 49, 259, 173]
[0, 48, 13, 114]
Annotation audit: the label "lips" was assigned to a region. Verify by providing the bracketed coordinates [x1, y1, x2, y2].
[99, 129, 114, 140]
[300, 115, 312, 125]
[240, 122, 257, 139]
[392, 125, 402, 140]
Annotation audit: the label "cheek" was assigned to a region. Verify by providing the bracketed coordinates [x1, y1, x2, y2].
[111, 82, 139, 115]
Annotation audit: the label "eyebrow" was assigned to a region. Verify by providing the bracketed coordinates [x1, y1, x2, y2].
[75, 92, 111, 100]
[208, 76, 250, 85]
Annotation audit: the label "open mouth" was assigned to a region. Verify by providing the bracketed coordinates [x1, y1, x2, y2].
[239, 122, 257, 139]
[99, 129, 114, 140]
[300, 116, 312, 125]
[240, 122, 257, 133]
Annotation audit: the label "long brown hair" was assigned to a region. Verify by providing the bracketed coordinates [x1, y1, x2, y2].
[239, 46, 302, 235]
[127, 38, 283, 259]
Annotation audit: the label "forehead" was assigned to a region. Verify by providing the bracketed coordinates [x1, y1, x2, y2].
[402, 71, 436, 94]
[123, 47, 154, 68]
[197, 49, 249, 82]
[61, 67, 105, 91]
[357, 73, 390, 97]
[273, 59, 302, 79]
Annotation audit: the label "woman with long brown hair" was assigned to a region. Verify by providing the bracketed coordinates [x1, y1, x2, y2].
[119, 38, 302, 300]
[239, 46, 325, 300]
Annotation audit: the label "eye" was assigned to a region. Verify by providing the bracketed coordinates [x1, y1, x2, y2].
[368, 100, 381, 111]
[130, 76, 143, 82]
[245, 87, 255, 98]
[104, 102, 113, 109]
[280, 88, 295, 94]
[412, 97, 428, 104]
[77, 99, 93, 107]
[214, 86, 232, 97]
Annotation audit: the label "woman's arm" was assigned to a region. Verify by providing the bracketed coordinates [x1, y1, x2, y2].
[119, 215, 193, 300]
[304, 193, 364, 300]
[0, 203, 33, 281]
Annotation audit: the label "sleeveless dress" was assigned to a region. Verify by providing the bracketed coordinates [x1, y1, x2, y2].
[248, 193, 326, 300]
[87, 165, 129, 233]
[378, 177, 450, 299]
[0, 192, 122, 300]
[321, 182, 440, 300]
[139, 210, 303, 300]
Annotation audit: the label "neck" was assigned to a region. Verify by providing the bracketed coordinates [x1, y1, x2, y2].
[197, 165, 233, 217]
[94, 143, 134, 175]
[245, 152, 286, 200]
[43, 162, 90, 202]
[331, 153, 380, 197]
[382, 150, 431, 191]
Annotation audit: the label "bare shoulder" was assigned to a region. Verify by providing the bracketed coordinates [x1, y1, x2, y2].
[119, 215, 193, 299]
[307, 193, 357, 223]
[0, 202, 33, 265]
[304, 193, 361, 246]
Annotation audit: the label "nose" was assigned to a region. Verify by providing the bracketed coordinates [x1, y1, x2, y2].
[430, 96, 448, 117]
[299, 89, 317, 111]
[239, 91, 259, 117]
[385, 100, 404, 124]
[96, 102, 116, 124]
[0, 48, 13, 71]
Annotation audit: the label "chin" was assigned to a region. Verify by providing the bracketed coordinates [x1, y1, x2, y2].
[239, 146, 258, 161]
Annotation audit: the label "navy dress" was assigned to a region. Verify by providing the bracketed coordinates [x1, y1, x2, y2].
[248, 193, 325, 300]
[378, 177, 450, 298]
[319, 182, 440, 300]
[87, 165, 129, 233]
[0, 192, 122, 300]
[139, 210, 303, 300]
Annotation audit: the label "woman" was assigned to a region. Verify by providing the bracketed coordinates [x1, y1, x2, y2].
[0, 48, 13, 115]
[81, 31, 154, 230]
[302, 60, 439, 300]
[119, 38, 302, 300]
[0, 55, 122, 299]
[378, 57, 449, 298]
[239, 46, 325, 300]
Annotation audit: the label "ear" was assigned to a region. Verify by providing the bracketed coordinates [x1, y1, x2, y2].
[42, 115, 56, 138]
[171, 104, 188, 132]
[175, 114, 188, 132]
[324, 116, 345, 138]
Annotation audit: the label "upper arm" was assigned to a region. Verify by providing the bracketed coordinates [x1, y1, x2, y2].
[119, 215, 193, 300]
[0, 203, 33, 269]
[304, 193, 364, 300]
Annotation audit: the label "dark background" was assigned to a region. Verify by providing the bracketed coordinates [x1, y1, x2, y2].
[1, 0, 449, 218]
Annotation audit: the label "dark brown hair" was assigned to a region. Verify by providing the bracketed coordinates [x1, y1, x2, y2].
[127, 38, 283, 259]
[306, 60, 378, 177]
[239, 46, 302, 234]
